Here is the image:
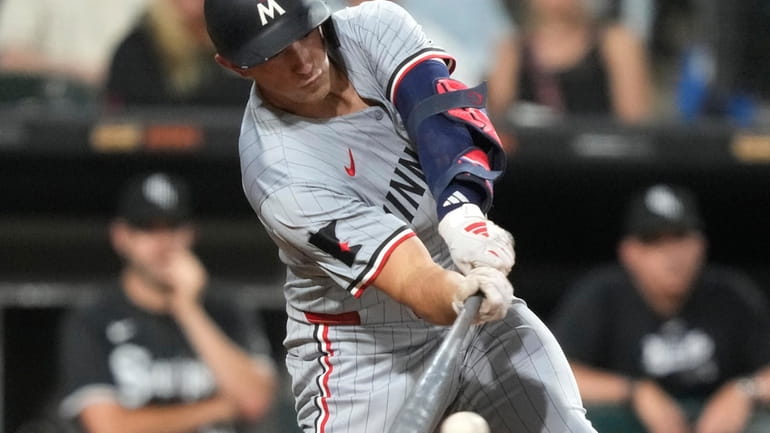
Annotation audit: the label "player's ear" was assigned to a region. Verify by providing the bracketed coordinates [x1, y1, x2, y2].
[618, 236, 638, 267]
[178, 224, 197, 248]
[215, 54, 249, 77]
[109, 219, 131, 257]
[692, 231, 708, 258]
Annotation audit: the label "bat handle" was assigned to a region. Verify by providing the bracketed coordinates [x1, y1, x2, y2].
[387, 294, 483, 433]
[453, 293, 483, 331]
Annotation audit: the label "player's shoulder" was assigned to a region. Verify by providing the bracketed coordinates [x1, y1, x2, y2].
[699, 265, 769, 309]
[572, 263, 631, 293]
[333, 0, 412, 29]
[239, 128, 334, 202]
[65, 284, 129, 329]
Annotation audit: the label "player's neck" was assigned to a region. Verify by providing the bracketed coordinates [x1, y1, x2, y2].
[637, 284, 689, 317]
[323, 72, 370, 116]
[269, 63, 370, 118]
[122, 268, 170, 314]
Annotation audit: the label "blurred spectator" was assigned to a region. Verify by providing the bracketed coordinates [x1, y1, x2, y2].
[610, 0, 656, 44]
[398, 0, 511, 85]
[0, 0, 147, 103]
[104, 0, 251, 108]
[337, 0, 512, 85]
[675, 0, 770, 127]
[488, 0, 652, 124]
[550, 184, 770, 433]
[57, 172, 278, 433]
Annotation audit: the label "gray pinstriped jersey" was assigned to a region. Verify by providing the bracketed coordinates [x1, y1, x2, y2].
[237, 4, 599, 433]
[239, 1, 454, 324]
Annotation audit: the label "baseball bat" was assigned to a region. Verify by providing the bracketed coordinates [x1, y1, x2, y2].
[386, 294, 483, 433]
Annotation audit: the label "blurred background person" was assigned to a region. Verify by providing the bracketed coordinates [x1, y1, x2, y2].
[104, 0, 251, 109]
[674, 0, 770, 127]
[487, 0, 653, 125]
[57, 172, 278, 433]
[0, 0, 148, 104]
[550, 184, 770, 433]
[335, 0, 512, 85]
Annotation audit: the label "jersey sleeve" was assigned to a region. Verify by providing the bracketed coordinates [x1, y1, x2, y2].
[334, 1, 455, 101]
[57, 308, 119, 419]
[258, 184, 415, 298]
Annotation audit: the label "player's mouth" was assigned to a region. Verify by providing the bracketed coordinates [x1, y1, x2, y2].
[299, 68, 323, 88]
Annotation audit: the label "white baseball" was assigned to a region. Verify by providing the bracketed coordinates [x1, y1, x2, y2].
[440, 411, 490, 433]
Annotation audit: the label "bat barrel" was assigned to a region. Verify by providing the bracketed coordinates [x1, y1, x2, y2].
[387, 295, 483, 433]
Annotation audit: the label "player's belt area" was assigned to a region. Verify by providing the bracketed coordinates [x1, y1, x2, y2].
[304, 311, 361, 325]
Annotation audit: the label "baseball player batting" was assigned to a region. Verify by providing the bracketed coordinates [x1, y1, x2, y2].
[204, 1, 597, 432]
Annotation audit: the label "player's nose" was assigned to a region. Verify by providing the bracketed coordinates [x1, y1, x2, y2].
[283, 41, 314, 75]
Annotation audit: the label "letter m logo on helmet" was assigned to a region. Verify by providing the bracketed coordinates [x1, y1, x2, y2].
[257, 0, 286, 26]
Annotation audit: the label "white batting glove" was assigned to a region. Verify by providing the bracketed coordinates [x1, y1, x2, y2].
[454, 267, 514, 323]
[438, 204, 515, 275]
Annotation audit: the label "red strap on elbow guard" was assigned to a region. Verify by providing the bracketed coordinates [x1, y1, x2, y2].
[435, 78, 502, 147]
[459, 149, 491, 170]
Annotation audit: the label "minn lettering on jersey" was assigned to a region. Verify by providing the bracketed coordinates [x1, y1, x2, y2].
[384, 147, 426, 223]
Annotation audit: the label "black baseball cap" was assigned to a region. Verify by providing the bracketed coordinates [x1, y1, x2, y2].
[623, 184, 703, 240]
[116, 173, 192, 228]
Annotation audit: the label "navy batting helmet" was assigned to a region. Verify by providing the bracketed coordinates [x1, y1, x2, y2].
[205, 0, 331, 68]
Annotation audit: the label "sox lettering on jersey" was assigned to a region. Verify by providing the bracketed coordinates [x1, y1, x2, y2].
[109, 343, 215, 407]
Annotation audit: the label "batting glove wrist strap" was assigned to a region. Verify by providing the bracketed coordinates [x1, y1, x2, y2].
[438, 204, 515, 275]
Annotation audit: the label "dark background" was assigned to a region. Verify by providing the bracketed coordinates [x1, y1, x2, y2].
[1, 111, 769, 432]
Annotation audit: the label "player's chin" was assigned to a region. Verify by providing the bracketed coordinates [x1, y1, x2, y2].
[297, 82, 331, 104]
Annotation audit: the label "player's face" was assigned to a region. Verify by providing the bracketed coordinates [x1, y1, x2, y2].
[112, 221, 195, 282]
[244, 28, 332, 113]
[622, 232, 706, 300]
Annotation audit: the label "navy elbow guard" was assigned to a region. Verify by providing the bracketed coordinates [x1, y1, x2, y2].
[407, 78, 506, 196]
[393, 60, 506, 213]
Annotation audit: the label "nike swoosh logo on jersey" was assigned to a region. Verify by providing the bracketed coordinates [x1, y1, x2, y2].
[345, 149, 356, 177]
